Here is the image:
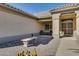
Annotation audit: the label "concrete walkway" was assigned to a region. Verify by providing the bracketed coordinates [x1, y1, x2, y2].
[56, 37, 79, 56]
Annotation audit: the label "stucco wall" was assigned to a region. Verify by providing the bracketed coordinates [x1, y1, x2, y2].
[38, 19, 52, 31]
[75, 11, 79, 46]
[0, 8, 41, 44]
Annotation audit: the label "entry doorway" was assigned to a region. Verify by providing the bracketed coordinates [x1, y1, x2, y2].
[60, 19, 73, 37]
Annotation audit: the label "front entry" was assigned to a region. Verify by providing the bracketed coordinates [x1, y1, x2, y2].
[61, 19, 73, 37]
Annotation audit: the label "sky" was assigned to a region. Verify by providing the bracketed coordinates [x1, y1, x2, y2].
[8, 3, 65, 14]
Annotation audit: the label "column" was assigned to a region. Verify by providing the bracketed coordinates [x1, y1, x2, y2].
[75, 11, 79, 45]
[75, 11, 79, 36]
[52, 13, 60, 39]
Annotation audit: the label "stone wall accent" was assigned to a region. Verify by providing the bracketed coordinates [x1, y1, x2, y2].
[52, 13, 60, 39]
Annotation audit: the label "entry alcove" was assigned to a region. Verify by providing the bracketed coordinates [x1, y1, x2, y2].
[59, 12, 76, 37]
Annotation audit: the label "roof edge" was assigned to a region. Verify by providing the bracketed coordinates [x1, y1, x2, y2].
[0, 3, 39, 19]
[50, 5, 79, 14]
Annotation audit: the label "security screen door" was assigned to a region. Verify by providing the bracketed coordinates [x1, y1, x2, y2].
[61, 19, 73, 37]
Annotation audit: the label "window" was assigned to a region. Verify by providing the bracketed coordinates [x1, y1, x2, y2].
[45, 24, 49, 30]
[45, 24, 52, 31]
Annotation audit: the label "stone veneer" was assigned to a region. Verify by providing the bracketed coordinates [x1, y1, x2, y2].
[52, 13, 60, 39]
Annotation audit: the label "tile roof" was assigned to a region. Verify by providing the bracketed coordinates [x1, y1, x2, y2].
[50, 3, 79, 14]
[0, 3, 38, 19]
[34, 11, 51, 18]
[0, 3, 79, 19]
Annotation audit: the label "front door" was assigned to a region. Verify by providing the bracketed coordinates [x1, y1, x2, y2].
[61, 19, 73, 37]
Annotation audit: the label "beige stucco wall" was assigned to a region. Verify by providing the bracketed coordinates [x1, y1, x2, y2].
[38, 19, 52, 22]
[75, 11, 79, 35]
[38, 19, 52, 31]
[0, 8, 41, 38]
[0, 7, 42, 44]
[75, 11, 79, 46]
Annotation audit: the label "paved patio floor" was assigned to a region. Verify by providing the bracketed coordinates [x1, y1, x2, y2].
[1, 36, 79, 56]
[0, 35, 60, 56]
[56, 37, 79, 56]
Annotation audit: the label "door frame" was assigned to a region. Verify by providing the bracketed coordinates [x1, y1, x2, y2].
[59, 19, 73, 37]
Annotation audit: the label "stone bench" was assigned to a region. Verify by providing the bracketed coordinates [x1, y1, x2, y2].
[21, 37, 37, 47]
